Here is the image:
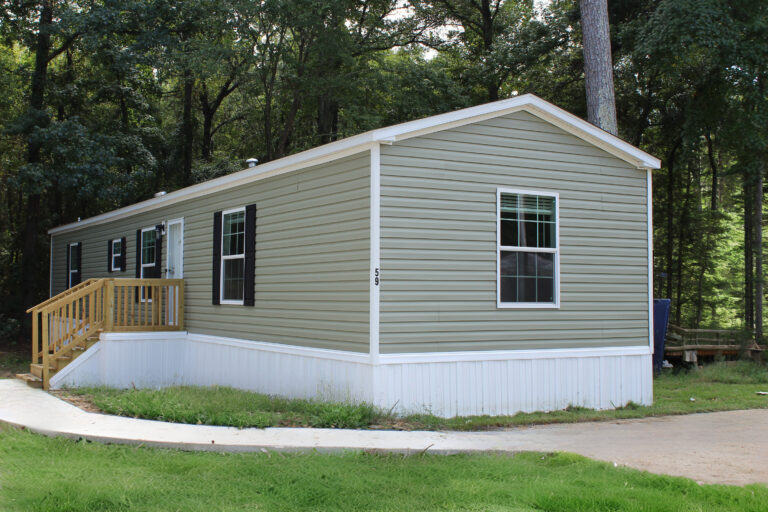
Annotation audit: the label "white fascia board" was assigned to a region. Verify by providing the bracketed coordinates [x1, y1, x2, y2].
[376, 94, 661, 170]
[49, 139, 377, 235]
[49, 94, 660, 236]
[523, 100, 661, 170]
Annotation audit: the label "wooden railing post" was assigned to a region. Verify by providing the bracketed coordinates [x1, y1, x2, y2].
[153, 285, 160, 326]
[178, 281, 185, 331]
[41, 312, 49, 390]
[105, 279, 115, 331]
[31, 310, 39, 364]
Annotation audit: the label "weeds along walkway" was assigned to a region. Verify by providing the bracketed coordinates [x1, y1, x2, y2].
[1, 379, 767, 486]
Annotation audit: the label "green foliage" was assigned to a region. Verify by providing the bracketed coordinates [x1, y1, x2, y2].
[1, 427, 767, 511]
[2, 0, 768, 342]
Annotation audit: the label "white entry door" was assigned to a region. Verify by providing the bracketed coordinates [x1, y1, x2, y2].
[166, 218, 184, 325]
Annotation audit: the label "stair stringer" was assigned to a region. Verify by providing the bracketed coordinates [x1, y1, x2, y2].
[49, 340, 102, 389]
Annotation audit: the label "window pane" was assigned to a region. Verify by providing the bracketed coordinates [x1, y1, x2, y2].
[499, 251, 518, 277]
[520, 221, 538, 248]
[500, 276, 517, 302]
[518, 277, 537, 302]
[537, 277, 554, 303]
[500, 211, 518, 246]
[499, 193, 556, 249]
[142, 231, 155, 265]
[113, 255, 121, 269]
[538, 252, 554, 278]
[223, 258, 245, 301]
[500, 250, 555, 303]
[223, 211, 245, 257]
[69, 246, 78, 271]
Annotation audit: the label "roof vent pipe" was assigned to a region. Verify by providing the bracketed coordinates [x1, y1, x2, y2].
[246, 158, 258, 168]
[154, 191, 167, 198]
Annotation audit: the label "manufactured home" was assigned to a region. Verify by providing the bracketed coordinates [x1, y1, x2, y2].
[23, 94, 661, 417]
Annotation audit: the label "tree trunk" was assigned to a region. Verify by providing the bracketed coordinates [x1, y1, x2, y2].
[480, 0, 498, 101]
[20, 0, 53, 319]
[745, 180, 754, 329]
[665, 144, 679, 301]
[317, 95, 339, 145]
[705, 131, 718, 210]
[755, 173, 763, 342]
[579, 0, 618, 135]
[674, 166, 693, 326]
[181, 70, 194, 186]
[201, 114, 213, 161]
[264, 89, 273, 161]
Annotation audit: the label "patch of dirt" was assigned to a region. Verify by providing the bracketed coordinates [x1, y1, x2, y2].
[49, 390, 103, 414]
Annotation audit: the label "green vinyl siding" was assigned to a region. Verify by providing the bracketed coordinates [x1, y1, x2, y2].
[50, 153, 371, 352]
[379, 110, 649, 353]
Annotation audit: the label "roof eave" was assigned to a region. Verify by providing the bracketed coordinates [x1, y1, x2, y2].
[49, 94, 661, 236]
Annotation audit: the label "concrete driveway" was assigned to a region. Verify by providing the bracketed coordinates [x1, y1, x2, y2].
[0, 379, 766, 486]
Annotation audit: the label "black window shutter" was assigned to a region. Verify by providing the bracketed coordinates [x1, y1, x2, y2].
[154, 225, 163, 278]
[120, 237, 127, 271]
[135, 230, 142, 278]
[73, 243, 82, 285]
[66, 244, 71, 289]
[212, 211, 222, 305]
[243, 204, 256, 306]
[135, 230, 141, 303]
[107, 240, 113, 273]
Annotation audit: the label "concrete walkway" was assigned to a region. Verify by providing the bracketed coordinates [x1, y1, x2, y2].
[1, 380, 766, 486]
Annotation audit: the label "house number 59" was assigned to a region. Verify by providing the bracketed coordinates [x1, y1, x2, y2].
[374, 268, 380, 286]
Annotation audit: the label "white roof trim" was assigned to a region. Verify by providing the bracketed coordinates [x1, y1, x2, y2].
[49, 93, 660, 235]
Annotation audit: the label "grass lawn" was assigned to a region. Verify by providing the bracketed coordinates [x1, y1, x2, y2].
[58, 361, 768, 430]
[0, 426, 766, 512]
[0, 350, 29, 379]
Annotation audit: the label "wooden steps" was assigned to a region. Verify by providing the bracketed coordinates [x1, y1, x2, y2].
[26, 278, 184, 389]
[29, 363, 55, 378]
[17, 337, 100, 389]
[15, 373, 43, 388]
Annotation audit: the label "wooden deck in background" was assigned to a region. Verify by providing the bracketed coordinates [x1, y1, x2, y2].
[664, 324, 764, 363]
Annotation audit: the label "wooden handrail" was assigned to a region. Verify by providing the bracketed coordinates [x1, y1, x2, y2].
[27, 278, 184, 389]
[26, 278, 101, 313]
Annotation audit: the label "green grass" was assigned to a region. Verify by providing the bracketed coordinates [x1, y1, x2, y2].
[0, 427, 765, 512]
[60, 385, 381, 429]
[61, 361, 768, 431]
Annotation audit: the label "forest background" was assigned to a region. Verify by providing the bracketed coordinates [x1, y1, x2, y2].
[1, 0, 767, 347]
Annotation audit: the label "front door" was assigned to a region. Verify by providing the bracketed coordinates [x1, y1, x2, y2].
[166, 218, 184, 325]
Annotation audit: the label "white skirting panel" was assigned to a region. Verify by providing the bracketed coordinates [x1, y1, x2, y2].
[374, 350, 652, 417]
[51, 332, 652, 418]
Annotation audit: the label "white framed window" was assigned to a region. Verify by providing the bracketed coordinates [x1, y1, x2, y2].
[497, 188, 560, 308]
[220, 207, 245, 304]
[140, 227, 156, 301]
[111, 239, 122, 272]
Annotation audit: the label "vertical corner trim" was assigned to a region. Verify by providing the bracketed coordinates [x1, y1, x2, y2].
[647, 168, 654, 352]
[370, 144, 381, 364]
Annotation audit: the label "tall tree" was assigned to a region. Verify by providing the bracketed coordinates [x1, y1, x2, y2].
[579, 0, 617, 135]
[413, 0, 562, 102]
